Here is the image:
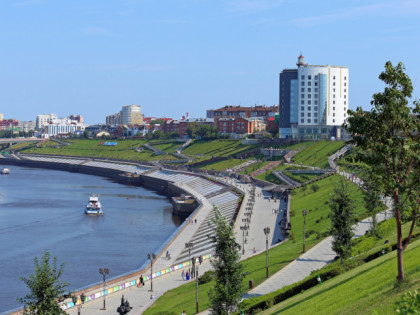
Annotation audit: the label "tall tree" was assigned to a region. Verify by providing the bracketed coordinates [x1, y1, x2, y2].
[330, 180, 355, 264]
[345, 61, 420, 281]
[18, 252, 70, 314]
[209, 206, 244, 314]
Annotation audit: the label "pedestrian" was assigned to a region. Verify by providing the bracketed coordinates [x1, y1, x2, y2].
[150, 294, 154, 300]
[182, 270, 185, 281]
[194, 218, 197, 224]
[140, 274, 145, 286]
[186, 271, 190, 281]
[253, 247, 256, 254]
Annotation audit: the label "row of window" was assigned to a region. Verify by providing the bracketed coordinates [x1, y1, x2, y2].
[300, 75, 347, 81]
[300, 119, 318, 124]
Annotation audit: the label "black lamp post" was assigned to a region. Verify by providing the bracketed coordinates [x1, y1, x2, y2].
[98, 267, 110, 310]
[185, 241, 193, 275]
[147, 253, 156, 292]
[302, 210, 308, 253]
[192, 255, 203, 313]
[263, 227, 270, 278]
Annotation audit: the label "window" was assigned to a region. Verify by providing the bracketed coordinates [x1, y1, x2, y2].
[333, 119, 335, 123]
[301, 81, 305, 86]
[308, 113, 311, 117]
[308, 75, 311, 80]
[301, 101, 304, 105]
[333, 107, 335, 110]
[333, 113, 335, 117]
[314, 94, 318, 98]
[344, 101, 347, 105]
[314, 106, 318, 111]
[333, 88, 336, 92]
[308, 88, 311, 92]
[344, 113, 347, 117]
[344, 95, 347, 99]
[314, 113, 318, 117]
[301, 119, 304, 123]
[307, 106, 311, 111]
[308, 81, 311, 86]
[333, 82, 335, 86]
[344, 107, 347, 111]
[314, 100, 318, 105]
[308, 100, 311, 105]
[344, 89, 347, 93]
[333, 101, 335, 104]
[314, 119, 318, 123]
[344, 83, 347, 86]
[315, 88, 318, 92]
[301, 88, 304, 92]
[301, 106, 304, 111]
[333, 94, 335, 98]
[301, 75, 305, 80]
[315, 82, 318, 86]
[301, 94, 305, 98]
[301, 113, 304, 117]
[315, 75, 318, 79]
[333, 76, 336, 80]
[344, 76, 347, 80]
[308, 94, 311, 98]
[307, 119, 311, 123]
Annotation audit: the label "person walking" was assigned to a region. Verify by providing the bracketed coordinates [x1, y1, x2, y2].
[182, 270, 185, 281]
[140, 274, 144, 287]
[186, 271, 190, 281]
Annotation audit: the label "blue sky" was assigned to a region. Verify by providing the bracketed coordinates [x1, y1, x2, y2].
[1, 0, 419, 124]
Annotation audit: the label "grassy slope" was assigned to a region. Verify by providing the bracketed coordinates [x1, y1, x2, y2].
[262, 239, 420, 315]
[292, 141, 345, 168]
[183, 140, 259, 159]
[197, 158, 251, 171]
[144, 175, 366, 314]
[20, 139, 178, 161]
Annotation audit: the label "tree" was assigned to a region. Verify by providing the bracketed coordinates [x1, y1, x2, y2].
[361, 170, 383, 236]
[18, 252, 70, 314]
[82, 129, 89, 139]
[330, 180, 355, 264]
[186, 122, 198, 139]
[345, 61, 420, 281]
[209, 206, 244, 314]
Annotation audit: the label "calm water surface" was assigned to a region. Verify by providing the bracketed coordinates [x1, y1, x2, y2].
[0, 165, 179, 313]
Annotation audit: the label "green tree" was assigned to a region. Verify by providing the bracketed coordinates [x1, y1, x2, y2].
[82, 129, 89, 139]
[345, 61, 420, 281]
[186, 122, 198, 139]
[330, 180, 355, 264]
[18, 252, 70, 314]
[209, 206, 244, 314]
[361, 170, 383, 236]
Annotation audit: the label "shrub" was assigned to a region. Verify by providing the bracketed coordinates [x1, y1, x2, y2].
[198, 270, 215, 285]
[311, 184, 320, 193]
[395, 290, 420, 313]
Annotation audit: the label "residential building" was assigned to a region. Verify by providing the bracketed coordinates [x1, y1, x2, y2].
[0, 119, 19, 130]
[18, 120, 36, 132]
[36, 113, 57, 130]
[206, 105, 278, 123]
[106, 113, 121, 125]
[279, 54, 349, 139]
[162, 120, 180, 134]
[217, 117, 266, 138]
[44, 118, 85, 137]
[121, 104, 143, 125]
[178, 118, 214, 137]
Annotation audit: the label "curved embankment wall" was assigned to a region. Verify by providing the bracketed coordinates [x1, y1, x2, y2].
[1, 158, 207, 315]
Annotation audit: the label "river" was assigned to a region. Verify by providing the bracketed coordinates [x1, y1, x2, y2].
[0, 165, 179, 313]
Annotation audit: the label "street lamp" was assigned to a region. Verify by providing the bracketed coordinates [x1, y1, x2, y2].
[71, 293, 85, 315]
[98, 267, 110, 310]
[195, 256, 204, 312]
[147, 253, 157, 292]
[263, 227, 270, 278]
[240, 226, 248, 255]
[185, 241, 193, 276]
[302, 210, 308, 253]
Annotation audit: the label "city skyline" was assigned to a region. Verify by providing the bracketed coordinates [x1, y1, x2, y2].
[1, 0, 420, 124]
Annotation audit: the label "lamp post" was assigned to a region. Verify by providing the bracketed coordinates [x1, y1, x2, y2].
[147, 253, 156, 292]
[263, 227, 270, 278]
[185, 241, 193, 275]
[240, 226, 248, 255]
[98, 267, 109, 310]
[302, 210, 308, 253]
[193, 255, 203, 313]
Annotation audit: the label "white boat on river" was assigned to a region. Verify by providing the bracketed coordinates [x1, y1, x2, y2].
[85, 195, 103, 215]
[1, 168, 10, 174]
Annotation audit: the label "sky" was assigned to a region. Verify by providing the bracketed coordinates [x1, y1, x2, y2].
[1, 0, 420, 125]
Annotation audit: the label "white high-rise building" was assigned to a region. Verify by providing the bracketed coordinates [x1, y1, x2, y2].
[279, 54, 349, 139]
[36, 113, 57, 130]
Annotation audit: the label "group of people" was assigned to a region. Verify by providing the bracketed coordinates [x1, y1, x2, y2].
[272, 208, 280, 215]
[181, 270, 192, 281]
[188, 218, 197, 225]
[137, 274, 145, 287]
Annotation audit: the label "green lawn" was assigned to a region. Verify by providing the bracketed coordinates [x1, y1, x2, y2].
[255, 171, 285, 185]
[292, 141, 345, 169]
[197, 158, 251, 171]
[261, 239, 420, 315]
[20, 139, 181, 161]
[240, 161, 271, 175]
[144, 175, 367, 314]
[283, 171, 321, 184]
[151, 142, 181, 154]
[183, 140, 259, 159]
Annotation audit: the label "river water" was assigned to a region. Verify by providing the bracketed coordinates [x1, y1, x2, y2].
[0, 165, 179, 313]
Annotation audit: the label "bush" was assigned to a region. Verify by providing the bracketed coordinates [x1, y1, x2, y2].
[395, 290, 420, 313]
[311, 184, 320, 193]
[198, 270, 215, 285]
